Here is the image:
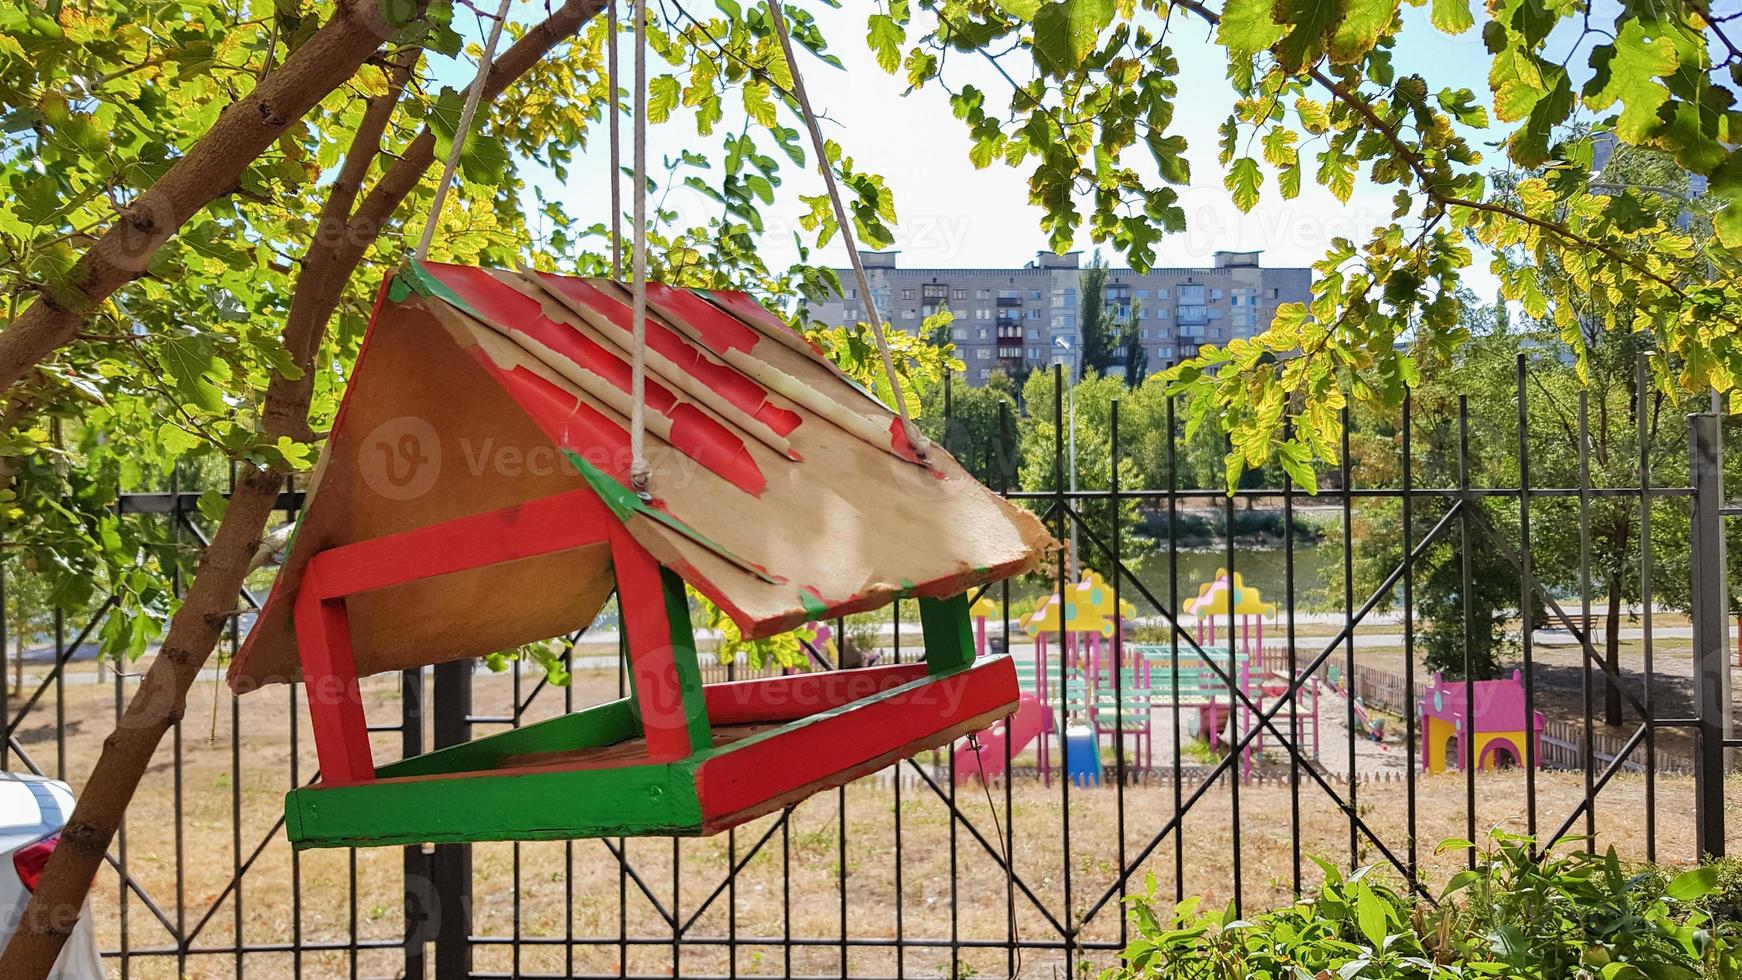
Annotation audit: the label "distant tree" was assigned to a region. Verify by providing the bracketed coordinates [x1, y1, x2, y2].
[1078, 252, 1116, 378]
[920, 370, 1020, 490]
[1119, 321, 1148, 388]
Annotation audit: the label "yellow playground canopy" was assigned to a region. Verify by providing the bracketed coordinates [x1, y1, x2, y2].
[1184, 569, 1275, 619]
[1020, 570, 1136, 638]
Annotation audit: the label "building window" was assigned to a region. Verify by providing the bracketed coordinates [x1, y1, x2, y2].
[1136, 289, 1149, 299]
[1156, 307, 1169, 319]
[1027, 289, 1043, 300]
[976, 327, 990, 340]
[1155, 288, 1170, 299]
[1178, 305, 1207, 323]
[975, 348, 991, 360]
[975, 288, 992, 299]
[1028, 347, 1042, 359]
[1210, 288, 1223, 301]
[1027, 309, 1041, 320]
[846, 288, 858, 299]
[901, 288, 916, 300]
[951, 327, 969, 340]
[953, 288, 969, 300]
[975, 308, 990, 320]
[1179, 285, 1205, 302]
[1266, 287, 1279, 298]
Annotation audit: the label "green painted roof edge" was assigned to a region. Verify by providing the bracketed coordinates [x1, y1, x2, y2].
[565, 452, 777, 585]
[390, 259, 480, 318]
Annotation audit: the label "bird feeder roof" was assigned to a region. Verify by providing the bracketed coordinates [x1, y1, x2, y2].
[228, 262, 1054, 691]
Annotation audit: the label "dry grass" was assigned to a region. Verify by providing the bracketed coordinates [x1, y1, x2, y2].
[9, 658, 1733, 979]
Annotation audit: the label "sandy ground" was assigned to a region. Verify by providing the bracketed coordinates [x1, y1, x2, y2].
[0, 648, 1721, 980]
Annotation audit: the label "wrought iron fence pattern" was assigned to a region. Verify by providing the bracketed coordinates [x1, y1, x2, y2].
[3, 353, 1736, 978]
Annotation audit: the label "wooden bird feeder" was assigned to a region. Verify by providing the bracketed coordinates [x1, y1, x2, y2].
[228, 261, 1053, 849]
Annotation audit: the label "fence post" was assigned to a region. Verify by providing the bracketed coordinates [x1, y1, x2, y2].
[1690, 413, 1727, 858]
[402, 667, 429, 979]
[432, 660, 474, 977]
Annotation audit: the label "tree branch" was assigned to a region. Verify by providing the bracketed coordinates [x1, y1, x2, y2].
[0, 4, 605, 976]
[0, 0, 416, 395]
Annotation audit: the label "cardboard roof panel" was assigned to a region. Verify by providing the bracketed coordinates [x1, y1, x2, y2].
[228, 264, 1054, 691]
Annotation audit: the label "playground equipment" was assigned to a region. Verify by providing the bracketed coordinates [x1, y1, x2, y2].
[1020, 570, 1144, 779]
[227, 261, 1054, 848]
[953, 694, 1047, 783]
[1022, 570, 1135, 663]
[1418, 670, 1545, 773]
[1350, 697, 1387, 743]
[970, 594, 1001, 657]
[1184, 569, 1276, 668]
[955, 568, 1322, 785]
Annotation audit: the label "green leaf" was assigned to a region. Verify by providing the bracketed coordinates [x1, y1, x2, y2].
[1430, 0, 1473, 34]
[157, 422, 202, 458]
[866, 14, 903, 74]
[1274, 0, 1344, 72]
[1225, 156, 1262, 211]
[1330, 0, 1398, 64]
[1490, 47, 1549, 122]
[1666, 866, 1720, 901]
[742, 80, 777, 127]
[1583, 22, 1678, 144]
[647, 75, 681, 124]
[1355, 884, 1389, 947]
[1032, 0, 1114, 78]
[157, 337, 226, 412]
[1217, 0, 1286, 59]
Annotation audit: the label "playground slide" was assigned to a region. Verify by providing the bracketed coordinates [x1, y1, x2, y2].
[953, 694, 1047, 784]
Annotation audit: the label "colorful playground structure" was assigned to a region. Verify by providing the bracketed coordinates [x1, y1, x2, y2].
[1417, 670, 1545, 773]
[954, 568, 1322, 785]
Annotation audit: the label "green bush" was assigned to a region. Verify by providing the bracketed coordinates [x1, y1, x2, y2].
[1107, 832, 1740, 979]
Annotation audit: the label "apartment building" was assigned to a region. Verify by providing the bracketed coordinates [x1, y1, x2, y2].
[813, 250, 1313, 385]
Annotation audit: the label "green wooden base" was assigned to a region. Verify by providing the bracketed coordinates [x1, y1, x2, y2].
[286, 655, 1018, 849]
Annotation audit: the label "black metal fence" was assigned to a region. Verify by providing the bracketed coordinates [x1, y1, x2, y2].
[5, 354, 1738, 978]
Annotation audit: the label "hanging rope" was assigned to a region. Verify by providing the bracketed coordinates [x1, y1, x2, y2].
[606, 0, 623, 279]
[765, 0, 929, 463]
[628, 0, 651, 494]
[416, 0, 516, 261]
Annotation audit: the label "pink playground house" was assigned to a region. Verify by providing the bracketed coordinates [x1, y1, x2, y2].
[1417, 670, 1545, 773]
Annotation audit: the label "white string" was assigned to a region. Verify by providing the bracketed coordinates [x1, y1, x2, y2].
[628, 0, 651, 493]
[606, 0, 622, 279]
[765, 0, 928, 462]
[416, 0, 516, 261]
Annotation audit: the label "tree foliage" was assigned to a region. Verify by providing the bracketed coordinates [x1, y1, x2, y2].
[1078, 250, 1116, 377]
[864, 0, 1741, 483]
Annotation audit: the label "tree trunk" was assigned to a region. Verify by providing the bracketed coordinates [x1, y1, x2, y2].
[0, 0, 406, 393]
[0, 6, 602, 974]
[1604, 573, 1623, 727]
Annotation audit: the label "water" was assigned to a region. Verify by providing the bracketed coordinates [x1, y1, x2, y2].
[1010, 543, 1335, 614]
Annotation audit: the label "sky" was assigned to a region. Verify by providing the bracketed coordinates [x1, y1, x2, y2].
[449, 2, 1549, 294]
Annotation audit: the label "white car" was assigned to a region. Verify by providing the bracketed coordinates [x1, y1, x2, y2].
[0, 773, 104, 979]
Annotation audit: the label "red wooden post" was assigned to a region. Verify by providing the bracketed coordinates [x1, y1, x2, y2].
[295, 567, 376, 785]
[610, 526, 712, 761]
